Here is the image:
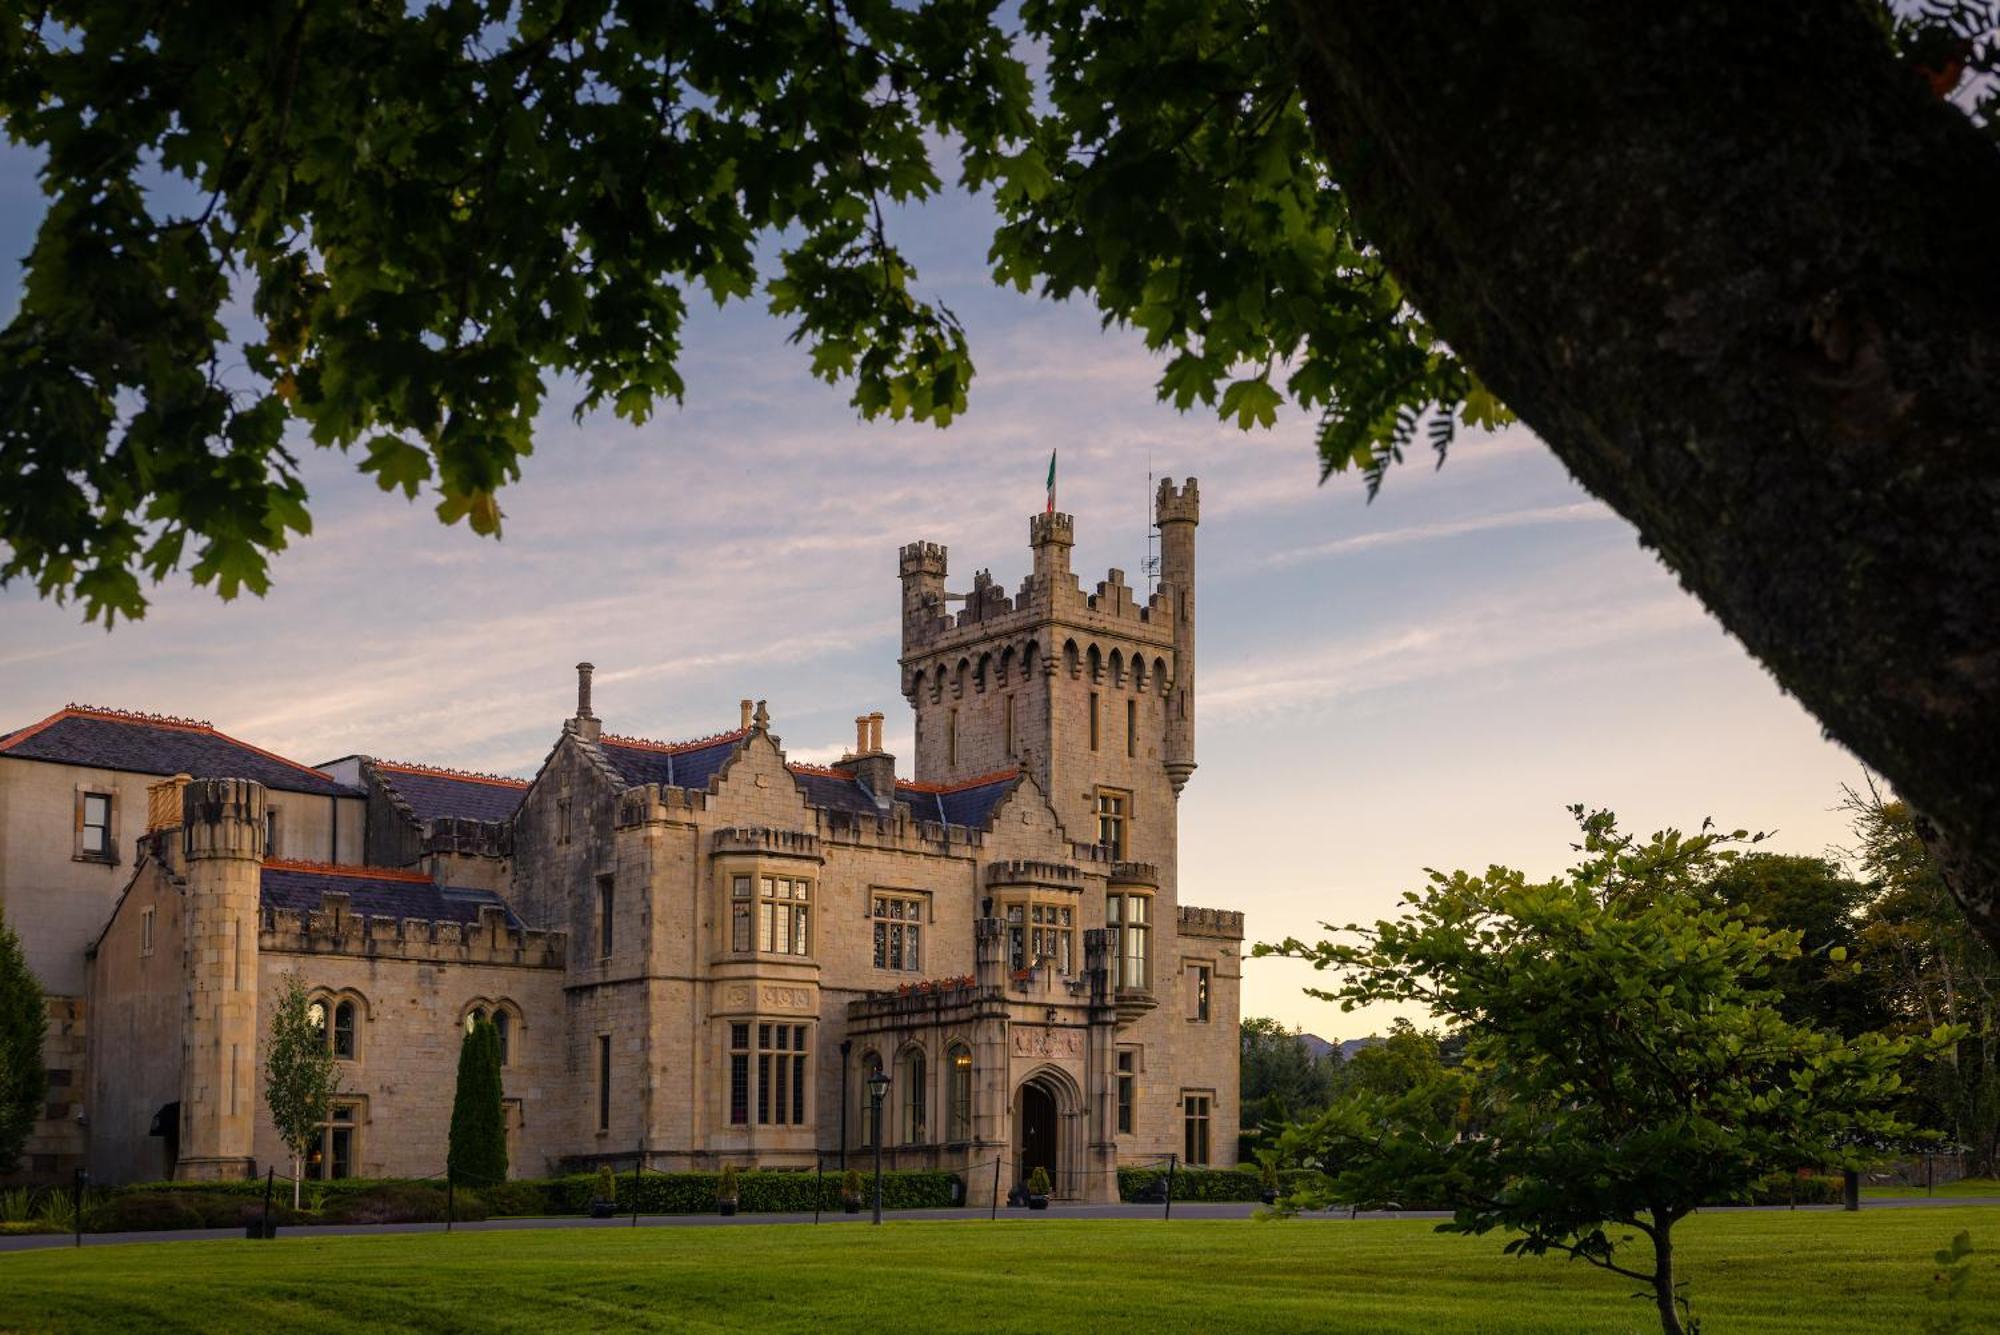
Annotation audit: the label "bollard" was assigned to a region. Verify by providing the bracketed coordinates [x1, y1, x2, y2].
[1843, 1168, 1860, 1212]
[447, 1169, 455, 1232]
[73, 1168, 86, 1249]
[990, 1157, 1002, 1222]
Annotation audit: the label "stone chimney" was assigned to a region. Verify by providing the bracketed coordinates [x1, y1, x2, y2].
[740, 699, 754, 731]
[573, 661, 601, 741]
[847, 710, 896, 809]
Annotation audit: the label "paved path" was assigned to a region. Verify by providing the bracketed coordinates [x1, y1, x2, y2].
[5, 1195, 1996, 1254]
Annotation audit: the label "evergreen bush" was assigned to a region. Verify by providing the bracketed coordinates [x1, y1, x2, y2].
[447, 1020, 507, 1189]
[0, 912, 47, 1177]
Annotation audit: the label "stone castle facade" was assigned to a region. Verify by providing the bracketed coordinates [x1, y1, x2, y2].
[0, 483, 1241, 1200]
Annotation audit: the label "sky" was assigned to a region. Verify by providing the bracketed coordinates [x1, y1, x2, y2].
[0, 146, 1871, 1039]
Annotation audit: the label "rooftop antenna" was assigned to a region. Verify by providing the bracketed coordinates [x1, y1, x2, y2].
[1143, 450, 1161, 597]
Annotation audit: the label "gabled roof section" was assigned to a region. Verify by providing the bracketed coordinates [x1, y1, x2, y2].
[371, 761, 528, 824]
[898, 770, 1021, 829]
[598, 727, 748, 791]
[260, 860, 518, 925]
[0, 705, 356, 797]
[779, 763, 1021, 829]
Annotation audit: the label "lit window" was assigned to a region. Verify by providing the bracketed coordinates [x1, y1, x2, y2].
[1108, 893, 1151, 990]
[1190, 965, 1212, 1023]
[1095, 789, 1128, 860]
[949, 1046, 973, 1142]
[758, 876, 812, 957]
[900, 1048, 927, 1144]
[310, 1103, 360, 1180]
[1183, 1093, 1211, 1166]
[81, 792, 112, 857]
[871, 895, 923, 972]
[1117, 1051, 1136, 1134]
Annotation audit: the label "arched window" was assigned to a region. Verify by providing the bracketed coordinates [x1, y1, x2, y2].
[462, 1002, 516, 1067]
[332, 1001, 357, 1060]
[309, 993, 364, 1061]
[859, 1050, 884, 1149]
[900, 1048, 927, 1145]
[948, 1045, 973, 1142]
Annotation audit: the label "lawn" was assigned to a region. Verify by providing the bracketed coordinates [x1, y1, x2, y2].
[1864, 1177, 2000, 1200]
[1, 1209, 1993, 1333]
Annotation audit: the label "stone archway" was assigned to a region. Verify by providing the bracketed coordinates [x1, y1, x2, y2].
[1013, 1064, 1085, 1198]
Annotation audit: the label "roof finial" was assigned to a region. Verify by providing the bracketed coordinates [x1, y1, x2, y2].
[753, 699, 770, 733]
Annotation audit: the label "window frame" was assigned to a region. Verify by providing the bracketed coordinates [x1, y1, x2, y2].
[1107, 891, 1153, 990]
[309, 1100, 363, 1180]
[1094, 787, 1130, 860]
[76, 789, 116, 863]
[1189, 963, 1212, 1023]
[1183, 1092, 1212, 1167]
[870, 892, 925, 973]
[899, 1046, 928, 1145]
[461, 1000, 518, 1068]
[1116, 1049, 1137, 1135]
[948, 1044, 973, 1142]
[997, 893, 1077, 974]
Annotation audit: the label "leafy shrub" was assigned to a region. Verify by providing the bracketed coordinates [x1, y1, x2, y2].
[0, 1186, 36, 1222]
[482, 1180, 561, 1217]
[87, 1191, 311, 1232]
[717, 1163, 740, 1202]
[1026, 1167, 1052, 1196]
[318, 1182, 488, 1225]
[1738, 1172, 1845, 1206]
[594, 1164, 618, 1204]
[549, 1168, 956, 1214]
[1116, 1166, 1321, 1203]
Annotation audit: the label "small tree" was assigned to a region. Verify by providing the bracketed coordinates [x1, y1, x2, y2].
[0, 912, 47, 1177]
[447, 1019, 507, 1189]
[1262, 808, 1938, 1335]
[263, 972, 340, 1208]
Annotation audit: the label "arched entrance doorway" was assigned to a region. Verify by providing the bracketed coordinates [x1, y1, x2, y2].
[1018, 1082, 1058, 1189]
[1013, 1065, 1084, 1197]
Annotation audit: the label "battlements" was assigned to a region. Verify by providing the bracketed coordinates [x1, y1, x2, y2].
[900, 507, 1177, 661]
[1028, 511, 1073, 549]
[1156, 476, 1200, 526]
[898, 540, 948, 577]
[1177, 904, 1244, 940]
[712, 826, 822, 859]
[986, 858, 1084, 888]
[260, 893, 566, 967]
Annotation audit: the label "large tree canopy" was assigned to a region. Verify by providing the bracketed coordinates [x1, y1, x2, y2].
[3, 5, 1998, 943]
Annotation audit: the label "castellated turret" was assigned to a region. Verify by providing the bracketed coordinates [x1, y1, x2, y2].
[898, 480, 1199, 877]
[177, 776, 266, 1180]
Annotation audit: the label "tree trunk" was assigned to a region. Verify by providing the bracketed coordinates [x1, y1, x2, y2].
[1651, 1219, 1685, 1335]
[293, 1156, 302, 1211]
[1283, 4, 2000, 949]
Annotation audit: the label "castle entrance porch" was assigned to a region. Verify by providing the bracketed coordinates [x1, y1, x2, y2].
[1012, 1065, 1085, 1197]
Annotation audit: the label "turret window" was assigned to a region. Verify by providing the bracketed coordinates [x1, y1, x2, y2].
[1108, 892, 1151, 990]
[1095, 788, 1129, 860]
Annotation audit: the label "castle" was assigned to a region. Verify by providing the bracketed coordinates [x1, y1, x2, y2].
[0, 483, 1241, 1200]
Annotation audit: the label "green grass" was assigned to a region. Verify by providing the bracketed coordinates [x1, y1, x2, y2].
[1864, 1177, 2000, 1199]
[1, 1209, 1994, 1333]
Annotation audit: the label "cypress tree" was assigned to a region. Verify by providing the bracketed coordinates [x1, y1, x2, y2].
[0, 911, 47, 1176]
[447, 1019, 507, 1188]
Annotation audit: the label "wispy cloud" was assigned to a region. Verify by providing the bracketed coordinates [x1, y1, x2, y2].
[1261, 502, 1612, 569]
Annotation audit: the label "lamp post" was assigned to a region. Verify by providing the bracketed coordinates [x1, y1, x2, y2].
[867, 1067, 891, 1226]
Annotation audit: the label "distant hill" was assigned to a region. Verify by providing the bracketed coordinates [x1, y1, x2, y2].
[1298, 1034, 1380, 1063]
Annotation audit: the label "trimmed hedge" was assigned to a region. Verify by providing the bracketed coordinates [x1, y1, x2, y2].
[1115, 1166, 1321, 1203]
[92, 1167, 959, 1230]
[548, 1168, 957, 1215]
[1738, 1172, 1845, 1206]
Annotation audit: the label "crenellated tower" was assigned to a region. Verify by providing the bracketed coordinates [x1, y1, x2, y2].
[898, 480, 1199, 871]
[176, 777, 266, 1181]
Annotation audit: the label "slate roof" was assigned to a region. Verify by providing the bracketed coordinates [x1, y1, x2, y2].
[898, 771, 1020, 829]
[784, 764, 1019, 829]
[372, 762, 528, 824]
[0, 706, 355, 797]
[260, 861, 518, 925]
[598, 729, 746, 790]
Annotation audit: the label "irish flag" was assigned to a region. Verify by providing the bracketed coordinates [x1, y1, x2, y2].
[1046, 449, 1057, 514]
